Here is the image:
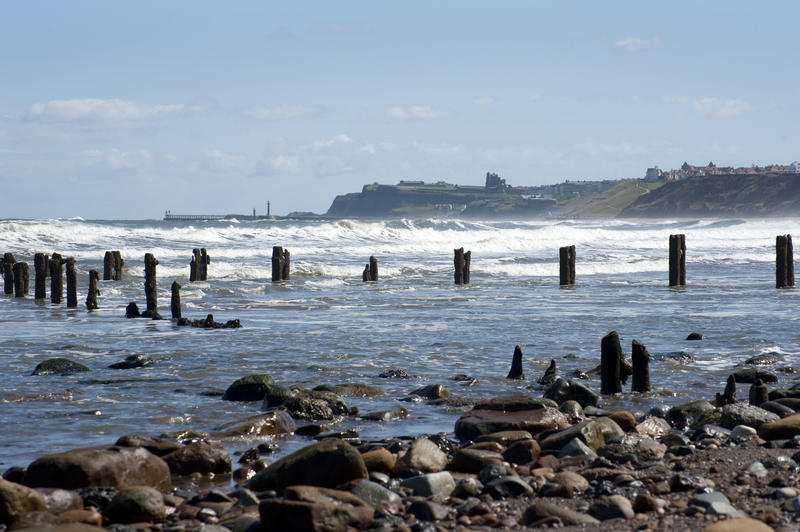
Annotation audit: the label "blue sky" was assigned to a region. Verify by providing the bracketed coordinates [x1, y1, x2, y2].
[1, 1, 798, 218]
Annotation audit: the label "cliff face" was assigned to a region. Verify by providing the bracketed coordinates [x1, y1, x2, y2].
[620, 174, 800, 218]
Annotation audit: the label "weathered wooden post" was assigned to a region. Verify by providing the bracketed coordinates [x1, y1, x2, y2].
[454, 248, 471, 285]
[103, 251, 114, 281]
[776, 235, 795, 288]
[272, 246, 290, 281]
[85, 270, 100, 310]
[669, 234, 686, 287]
[200, 248, 210, 280]
[715, 375, 736, 406]
[66, 258, 77, 308]
[190, 248, 201, 281]
[171, 281, 181, 319]
[631, 339, 651, 392]
[506, 345, 524, 379]
[281, 249, 290, 281]
[34, 253, 49, 300]
[50, 253, 63, 304]
[143, 253, 159, 317]
[112, 251, 124, 280]
[559, 245, 576, 286]
[2, 252, 15, 295]
[363, 256, 378, 282]
[13, 262, 28, 298]
[749, 379, 768, 406]
[600, 331, 622, 394]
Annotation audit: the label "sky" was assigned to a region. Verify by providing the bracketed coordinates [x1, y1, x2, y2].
[1, 1, 799, 219]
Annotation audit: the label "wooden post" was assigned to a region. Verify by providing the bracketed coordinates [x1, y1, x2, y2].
[715, 375, 736, 406]
[2, 252, 15, 295]
[171, 281, 181, 319]
[506, 345, 524, 379]
[190, 248, 200, 281]
[143, 253, 159, 317]
[669, 234, 686, 287]
[749, 379, 768, 406]
[776, 235, 795, 288]
[559, 245, 576, 286]
[631, 340, 651, 392]
[112, 251, 124, 281]
[272, 246, 284, 282]
[362, 264, 370, 282]
[85, 270, 99, 310]
[600, 331, 622, 394]
[463, 250, 471, 284]
[363, 256, 378, 282]
[50, 253, 63, 304]
[454, 248, 471, 285]
[103, 251, 114, 280]
[200, 248, 210, 280]
[13, 262, 28, 298]
[66, 258, 77, 308]
[34, 253, 49, 300]
[282, 249, 290, 281]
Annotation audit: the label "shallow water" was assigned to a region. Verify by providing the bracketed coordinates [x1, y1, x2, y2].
[1, 217, 799, 470]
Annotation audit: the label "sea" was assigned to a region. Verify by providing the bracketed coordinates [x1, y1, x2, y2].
[1, 217, 799, 472]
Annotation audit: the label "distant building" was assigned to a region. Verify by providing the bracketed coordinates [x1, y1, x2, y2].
[790, 161, 800, 174]
[398, 180, 425, 186]
[485, 172, 508, 190]
[644, 166, 662, 181]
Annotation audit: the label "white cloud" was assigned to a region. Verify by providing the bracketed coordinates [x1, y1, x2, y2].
[385, 105, 448, 121]
[692, 97, 751, 118]
[615, 36, 660, 52]
[472, 96, 494, 106]
[204, 150, 241, 171]
[245, 104, 319, 121]
[26, 98, 188, 123]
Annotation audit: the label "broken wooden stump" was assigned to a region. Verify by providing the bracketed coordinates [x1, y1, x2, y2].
[362, 256, 378, 282]
[66, 258, 77, 308]
[34, 253, 50, 300]
[715, 375, 737, 406]
[171, 281, 181, 319]
[506, 345, 524, 379]
[559, 245, 576, 286]
[631, 340, 651, 392]
[112, 251, 124, 280]
[50, 253, 63, 304]
[272, 246, 290, 282]
[749, 379, 768, 406]
[85, 270, 100, 310]
[13, 262, 28, 298]
[2, 252, 15, 295]
[103, 251, 114, 281]
[142, 253, 160, 318]
[776, 234, 794, 288]
[454, 248, 471, 285]
[200, 248, 209, 280]
[669, 234, 686, 287]
[125, 302, 141, 318]
[600, 331, 622, 395]
[176, 313, 241, 329]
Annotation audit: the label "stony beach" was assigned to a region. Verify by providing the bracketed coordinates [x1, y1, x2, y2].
[4, 345, 800, 532]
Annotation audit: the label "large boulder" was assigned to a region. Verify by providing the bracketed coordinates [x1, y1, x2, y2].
[247, 439, 367, 492]
[222, 374, 275, 401]
[161, 440, 231, 476]
[758, 412, 800, 441]
[719, 403, 779, 430]
[472, 394, 556, 411]
[213, 411, 296, 437]
[543, 378, 598, 407]
[0, 478, 46, 524]
[263, 387, 350, 421]
[23, 446, 171, 492]
[31, 358, 89, 376]
[454, 407, 569, 441]
[258, 485, 372, 532]
[114, 435, 180, 457]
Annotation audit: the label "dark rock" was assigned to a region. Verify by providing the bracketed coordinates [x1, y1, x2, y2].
[125, 302, 141, 318]
[409, 384, 450, 400]
[0, 478, 46, 524]
[162, 440, 231, 476]
[312, 383, 385, 397]
[759, 413, 800, 441]
[506, 345, 524, 379]
[521, 501, 600, 526]
[454, 407, 569, 441]
[360, 406, 408, 422]
[654, 351, 696, 364]
[484, 476, 533, 498]
[760, 401, 796, 417]
[475, 430, 533, 446]
[538, 359, 558, 385]
[733, 368, 778, 384]
[263, 386, 349, 420]
[31, 358, 90, 376]
[589, 495, 634, 520]
[719, 403, 779, 430]
[23, 446, 171, 492]
[559, 400, 584, 422]
[502, 439, 541, 465]
[258, 485, 372, 532]
[408, 500, 450, 521]
[360, 449, 395, 475]
[223, 374, 275, 402]
[2, 468, 26, 484]
[247, 439, 367, 492]
[108, 354, 152, 370]
[114, 434, 179, 457]
[669, 474, 712, 492]
[745, 352, 781, 365]
[449, 449, 503, 474]
[543, 378, 599, 408]
[104, 486, 165, 523]
[378, 369, 414, 379]
[539, 420, 607, 452]
[213, 411, 296, 438]
[686, 332, 704, 340]
[473, 393, 556, 411]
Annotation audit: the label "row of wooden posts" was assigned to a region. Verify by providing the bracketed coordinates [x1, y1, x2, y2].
[2, 234, 796, 310]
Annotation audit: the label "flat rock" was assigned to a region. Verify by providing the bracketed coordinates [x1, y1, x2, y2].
[114, 434, 180, 457]
[719, 403, 779, 430]
[31, 358, 90, 376]
[222, 374, 275, 401]
[449, 448, 503, 474]
[23, 446, 171, 492]
[313, 383, 385, 397]
[475, 430, 533, 445]
[162, 440, 231, 476]
[745, 353, 781, 365]
[247, 439, 367, 492]
[259, 485, 372, 532]
[521, 501, 600, 526]
[558, 438, 597, 459]
[0, 478, 46, 524]
[758, 412, 800, 441]
[213, 411, 296, 437]
[703, 517, 774, 532]
[400, 471, 455, 498]
[473, 394, 556, 411]
[454, 407, 569, 442]
[732, 367, 778, 384]
[349, 479, 401, 507]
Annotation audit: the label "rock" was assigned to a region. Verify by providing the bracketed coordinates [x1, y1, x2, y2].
[454, 407, 569, 441]
[108, 354, 153, 369]
[213, 411, 296, 437]
[360, 406, 408, 422]
[349, 479, 401, 507]
[667, 401, 716, 427]
[702, 517, 774, 532]
[259, 485, 372, 532]
[759, 401, 796, 417]
[222, 374, 275, 401]
[632, 493, 664, 513]
[521, 501, 600, 526]
[590, 495, 634, 520]
[409, 384, 450, 400]
[247, 439, 367, 492]
[599, 437, 666, 463]
[449, 448, 503, 474]
[552, 471, 589, 494]
[719, 403, 778, 430]
[502, 439, 540, 465]
[655, 351, 696, 363]
[473, 393, 556, 411]
[543, 378, 598, 408]
[484, 476, 533, 498]
[263, 386, 349, 421]
[399, 471, 456, 498]
[732, 368, 778, 384]
[745, 353, 781, 365]
[0, 478, 46, 524]
[538, 359, 558, 385]
[758, 412, 800, 440]
[408, 500, 450, 521]
[395, 437, 448, 474]
[23, 446, 171, 492]
[313, 384, 385, 397]
[37, 488, 82, 514]
[558, 438, 597, 459]
[31, 358, 89, 376]
[361, 448, 395, 474]
[745, 461, 768, 478]
[775, 397, 800, 410]
[104, 486, 165, 523]
[114, 434, 180, 457]
[690, 491, 745, 518]
[609, 411, 636, 432]
[686, 332, 704, 340]
[539, 420, 606, 452]
[378, 368, 414, 379]
[635, 416, 671, 438]
[559, 400, 584, 422]
[475, 430, 533, 445]
[669, 474, 712, 492]
[162, 440, 231, 476]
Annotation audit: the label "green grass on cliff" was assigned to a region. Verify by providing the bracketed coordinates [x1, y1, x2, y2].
[556, 179, 664, 218]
